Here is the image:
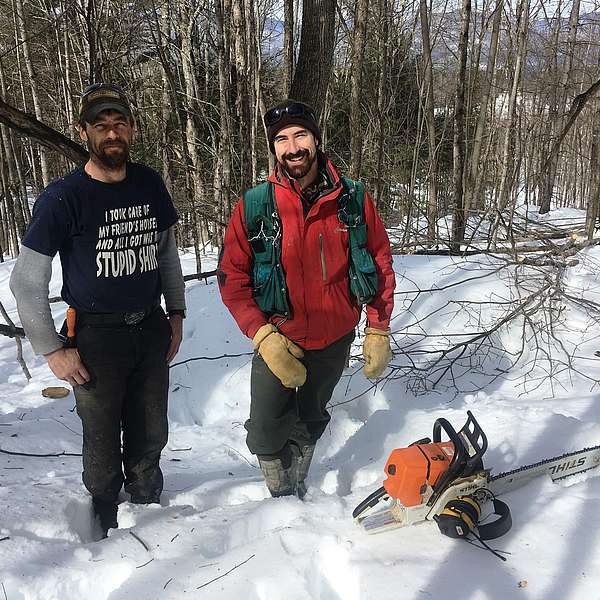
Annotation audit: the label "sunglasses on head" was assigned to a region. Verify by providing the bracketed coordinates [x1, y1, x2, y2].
[264, 102, 316, 127]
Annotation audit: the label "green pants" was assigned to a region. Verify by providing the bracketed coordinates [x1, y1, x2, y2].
[246, 329, 354, 461]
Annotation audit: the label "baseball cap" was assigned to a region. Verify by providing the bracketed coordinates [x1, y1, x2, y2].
[79, 83, 132, 123]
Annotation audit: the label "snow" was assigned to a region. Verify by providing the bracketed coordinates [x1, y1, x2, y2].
[2, 218, 600, 599]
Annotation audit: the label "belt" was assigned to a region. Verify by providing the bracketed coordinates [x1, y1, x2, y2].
[78, 305, 159, 327]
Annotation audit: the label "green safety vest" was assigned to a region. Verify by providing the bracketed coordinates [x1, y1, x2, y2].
[244, 178, 379, 318]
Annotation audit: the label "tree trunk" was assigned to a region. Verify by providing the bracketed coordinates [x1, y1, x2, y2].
[283, 0, 294, 96]
[466, 0, 501, 214]
[215, 0, 234, 239]
[349, 0, 368, 179]
[15, 0, 50, 187]
[232, 0, 252, 190]
[451, 0, 471, 250]
[539, 0, 581, 214]
[493, 0, 529, 240]
[419, 0, 438, 244]
[585, 113, 600, 240]
[373, 0, 390, 206]
[289, 0, 335, 118]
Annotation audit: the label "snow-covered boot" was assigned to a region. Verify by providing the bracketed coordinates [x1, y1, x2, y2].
[294, 444, 315, 500]
[92, 498, 118, 539]
[258, 454, 298, 497]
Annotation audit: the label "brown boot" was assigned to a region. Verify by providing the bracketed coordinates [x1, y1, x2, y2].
[294, 444, 315, 500]
[258, 454, 298, 497]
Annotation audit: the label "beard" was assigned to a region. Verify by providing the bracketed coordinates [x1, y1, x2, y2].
[281, 149, 317, 180]
[89, 139, 130, 170]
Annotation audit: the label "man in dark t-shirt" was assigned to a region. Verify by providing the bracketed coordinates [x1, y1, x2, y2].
[10, 83, 186, 538]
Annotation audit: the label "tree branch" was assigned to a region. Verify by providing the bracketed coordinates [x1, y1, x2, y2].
[0, 96, 88, 163]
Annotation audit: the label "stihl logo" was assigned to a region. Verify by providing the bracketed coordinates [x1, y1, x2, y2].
[549, 457, 585, 475]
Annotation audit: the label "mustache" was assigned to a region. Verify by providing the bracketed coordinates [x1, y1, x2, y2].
[101, 140, 127, 150]
[283, 149, 309, 161]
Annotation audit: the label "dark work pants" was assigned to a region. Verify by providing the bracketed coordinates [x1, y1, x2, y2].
[246, 329, 354, 460]
[73, 309, 171, 504]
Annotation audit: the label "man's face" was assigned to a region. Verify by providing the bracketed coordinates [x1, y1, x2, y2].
[273, 125, 318, 181]
[79, 109, 134, 169]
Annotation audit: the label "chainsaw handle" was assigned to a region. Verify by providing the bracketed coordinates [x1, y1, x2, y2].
[433, 418, 467, 470]
[430, 417, 468, 496]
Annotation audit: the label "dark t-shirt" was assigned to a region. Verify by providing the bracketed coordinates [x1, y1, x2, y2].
[22, 162, 178, 313]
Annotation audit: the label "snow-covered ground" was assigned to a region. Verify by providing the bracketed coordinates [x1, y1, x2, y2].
[2, 211, 600, 599]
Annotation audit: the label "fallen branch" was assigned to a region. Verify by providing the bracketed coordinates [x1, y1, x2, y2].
[196, 554, 255, 590]
[0, 96, 88, 163]
[129, 530, 150, 552]
[0, 447, 81, 457]
[170, 352, 252, 368]
[136, 558, 154, 569]
[183, 270, 217, 282]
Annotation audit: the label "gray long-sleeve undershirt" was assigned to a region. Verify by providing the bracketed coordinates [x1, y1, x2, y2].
[10, 226, 186, 356]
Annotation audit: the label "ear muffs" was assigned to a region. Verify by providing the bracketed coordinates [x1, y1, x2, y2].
[477, 498, 512, 540]
[434, 495, 512, 540]
[434, 496, 481, 539]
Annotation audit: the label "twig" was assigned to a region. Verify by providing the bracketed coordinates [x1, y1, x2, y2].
[129, 531, 150, 552]
[221, 444, 258, 469]
[170, 352, 252, 368]
[163, 578, 173, 590]
[0, 300, 30, 380]
[0, 447, 81, 457]
[51, 418, 82, 437]
[183, 270, 217, 282]
[136, 558, 154, 569]
[170, 533, 179, 543]
[196, 554, 255, 590]
[1, 581, 7, 600]
[0, 536, 9, 542]
[170, 447, 192, 452]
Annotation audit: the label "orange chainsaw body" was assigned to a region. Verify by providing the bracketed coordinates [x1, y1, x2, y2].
[383, 441, 456, 507]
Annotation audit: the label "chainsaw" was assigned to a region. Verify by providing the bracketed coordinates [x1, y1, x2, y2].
[353, 411, 600, 549]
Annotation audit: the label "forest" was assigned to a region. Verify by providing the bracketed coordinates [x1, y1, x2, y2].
[0, 0, 599, 270]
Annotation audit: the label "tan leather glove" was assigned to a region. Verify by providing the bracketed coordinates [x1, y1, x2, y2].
[363, 327, 392, 379]
[253, 324, 307, 388]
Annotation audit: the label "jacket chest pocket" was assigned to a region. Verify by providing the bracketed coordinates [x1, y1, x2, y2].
[317, 226, 349, 284]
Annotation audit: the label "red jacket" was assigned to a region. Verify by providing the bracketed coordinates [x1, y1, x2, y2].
[218, 159, 395, 350]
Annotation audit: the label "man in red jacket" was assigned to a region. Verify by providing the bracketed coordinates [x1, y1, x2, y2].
[218, 100, 395, 498]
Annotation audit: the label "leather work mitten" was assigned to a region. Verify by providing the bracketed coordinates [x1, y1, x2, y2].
[362, 327, 392, 379]
[253, 324, 307, 388]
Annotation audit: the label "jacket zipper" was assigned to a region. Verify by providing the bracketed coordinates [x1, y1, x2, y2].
[319, 233, 327, 281]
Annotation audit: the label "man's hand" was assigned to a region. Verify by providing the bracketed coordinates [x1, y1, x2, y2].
[166, 314, 183, 363]
[45, 348, 90, 386]
[363, 327, 392, 379]
[252, 324, 307, 388]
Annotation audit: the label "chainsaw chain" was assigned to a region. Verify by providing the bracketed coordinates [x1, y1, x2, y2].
[490, 444, 600, 483]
